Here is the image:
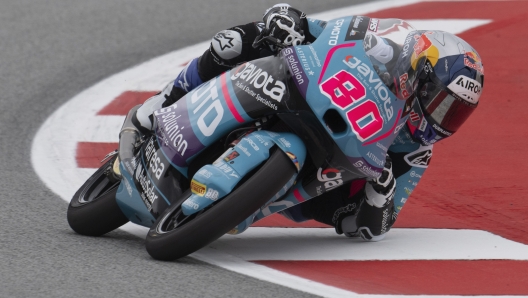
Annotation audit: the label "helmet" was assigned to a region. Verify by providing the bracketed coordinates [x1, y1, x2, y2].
[406, 31, 484, 145]
[261, 4, 306, 47]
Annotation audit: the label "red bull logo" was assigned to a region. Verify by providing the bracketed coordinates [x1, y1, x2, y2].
[413, 34, 433, 56]
[411, 32, 439, 69]
[464, 51, 484, 74]
[465, 51, 482, 63]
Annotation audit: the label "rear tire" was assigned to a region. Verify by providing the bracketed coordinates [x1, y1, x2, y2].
[145, 149, 297, 261]
[67, 156, 129, 236]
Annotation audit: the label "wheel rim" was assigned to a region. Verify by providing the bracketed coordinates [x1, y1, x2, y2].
[156, 197, 211, 234]
[77, 158, 120, 205]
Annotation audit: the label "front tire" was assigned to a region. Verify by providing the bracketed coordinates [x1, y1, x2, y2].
[145, 149, 297, 261]
[67, 156, 129, 236]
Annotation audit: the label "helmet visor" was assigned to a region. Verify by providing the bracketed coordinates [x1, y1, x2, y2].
[418, 74, 477, 135]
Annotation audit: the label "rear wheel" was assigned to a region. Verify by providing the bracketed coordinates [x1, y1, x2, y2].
[145, 149, 297, 261]
[67, 156, 129, 236]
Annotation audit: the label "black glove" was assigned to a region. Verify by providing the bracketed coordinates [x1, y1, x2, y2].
[337, 155, 396, 241]
[261, 4, 306, 47]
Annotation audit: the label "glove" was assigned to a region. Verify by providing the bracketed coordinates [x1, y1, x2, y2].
[262, 4, 306, 47]
[337, 155, 396, 241]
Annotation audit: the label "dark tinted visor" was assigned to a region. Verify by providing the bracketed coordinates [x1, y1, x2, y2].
[418, 73, 477, 134]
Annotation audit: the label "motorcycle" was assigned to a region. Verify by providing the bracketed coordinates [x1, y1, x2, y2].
[67, 16, 420, 261]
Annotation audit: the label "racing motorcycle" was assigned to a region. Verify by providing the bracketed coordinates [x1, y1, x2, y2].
[67, 16, 420, 261]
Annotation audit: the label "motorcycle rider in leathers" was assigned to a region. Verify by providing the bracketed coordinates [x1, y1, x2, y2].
[123, 3, 485, 241]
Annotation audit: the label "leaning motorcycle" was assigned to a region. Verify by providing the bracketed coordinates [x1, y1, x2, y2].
[67, 16, 421, 260]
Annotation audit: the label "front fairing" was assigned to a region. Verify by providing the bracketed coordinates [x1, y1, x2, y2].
[282, 16, 419, 178]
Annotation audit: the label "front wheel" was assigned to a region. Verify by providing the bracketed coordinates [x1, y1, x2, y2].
[145, 149, 297, 261]
[67, 156, 129, 236]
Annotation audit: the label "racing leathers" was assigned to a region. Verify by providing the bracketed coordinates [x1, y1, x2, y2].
[281, 128, 432, 241]
[129, 5, 432, 242]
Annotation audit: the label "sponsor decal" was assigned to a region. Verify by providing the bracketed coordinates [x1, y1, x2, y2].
[418, 117, 428, 132]
[404, 148, 433, 168]
[464, 52, 485, 74]
[413, 33, 433, 56]
[368, 18, 379, 32]
[448, 75, 482, 104]
[223, 150, 240, 162]
[215, 163, 240, 179]
[282, 48, 308, 89]
[399, 73, 410, 99]
[135, 162, 158, 211]
[144, 138, 165, 180]
[404, 187, 412, 196]
[410, 33, 439, 70]
[231, 62, 286, 103]
[329, 19, 345, 45]
[295, 46, 314, 76]
[183, 200, 199, 210]
[308, 45, 322, 68]
[394, 122, 405, 135]
[363, 33, 377, 51]
[331, 203, 357, 224]
[401, 34, 420, 59]
[213, 31, 235, 51]
[381, 208, 389, 234]
[433, 123, 453, 136]
[345, 16, 368, 41]
[366, 151, 385, 167]
[353, 16, 364, 29]
[376, 142, 388, 151]
[254, 133, 270, 146]
[410, 171, 422, 178]
[155, 109, 189, 157]
[244, 138, 260, 151]
[420, 136, 436, 146]
[278, 137, 291, 148]
[409, 110, 420, 122]
[343, 56, 394, 121]
[197, 168, 213, 179]
[190, 79, 225, 137]
[317, 168, 344, 191]
[234, 80, 278, 111]
[237, 144, 251, 157]
[190, 179, 207, 196]
[353, 160, 382, 178]
[204, 188, 219, 201]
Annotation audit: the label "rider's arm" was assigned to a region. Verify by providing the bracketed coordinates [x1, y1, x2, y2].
[133, 5, 309, 132]
[132, 21, 262, 132]
[338, 127, 433, 241]
[387, 127, 433, 219]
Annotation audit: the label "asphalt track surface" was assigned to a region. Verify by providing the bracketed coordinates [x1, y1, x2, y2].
[0, 1, 367, 297]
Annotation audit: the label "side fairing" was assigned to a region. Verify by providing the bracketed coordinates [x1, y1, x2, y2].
[153, 56, 290, 177]
[282, 16, 411, 179]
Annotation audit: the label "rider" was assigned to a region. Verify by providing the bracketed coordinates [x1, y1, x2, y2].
[124, 4, 485, 241]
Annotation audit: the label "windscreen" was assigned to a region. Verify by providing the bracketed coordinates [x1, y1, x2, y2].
[362, 18, 422, 100]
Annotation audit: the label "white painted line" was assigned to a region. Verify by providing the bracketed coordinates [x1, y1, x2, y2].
[204, 227, 528, 261]
[408, 19, 491, 33]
